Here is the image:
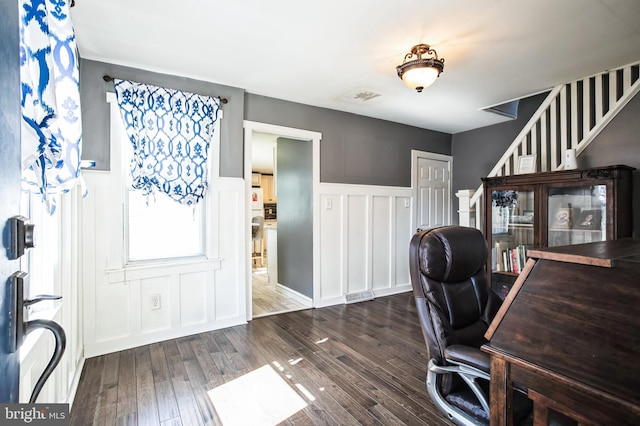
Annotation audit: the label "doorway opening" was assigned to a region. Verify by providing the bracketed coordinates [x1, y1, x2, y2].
[243, 122, 321, 320]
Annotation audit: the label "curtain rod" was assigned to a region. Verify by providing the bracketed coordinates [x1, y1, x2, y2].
[102, 75, 229, 104]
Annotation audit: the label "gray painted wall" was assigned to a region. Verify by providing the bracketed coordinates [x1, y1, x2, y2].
[245, 94, 451, 187]
[80, 58, 639, 257]
[79, 59, 245, 177]
[276, 138, 313, 298]
[452, 91, 640, 236]
[81, 59, 452, 185]
[451, 92, 547, 219]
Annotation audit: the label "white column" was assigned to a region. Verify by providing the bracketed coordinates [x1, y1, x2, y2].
[456, 189, 476, 228]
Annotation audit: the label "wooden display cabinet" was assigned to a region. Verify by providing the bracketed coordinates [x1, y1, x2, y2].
[482, 165, 634, 296]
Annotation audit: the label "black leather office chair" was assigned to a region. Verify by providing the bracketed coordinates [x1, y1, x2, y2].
[409, 226, 532, 426]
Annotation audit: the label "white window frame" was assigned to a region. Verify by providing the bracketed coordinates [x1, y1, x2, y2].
[106, 92, 221, 272]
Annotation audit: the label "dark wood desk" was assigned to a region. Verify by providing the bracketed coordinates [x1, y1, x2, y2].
[482, 239, 640, 426]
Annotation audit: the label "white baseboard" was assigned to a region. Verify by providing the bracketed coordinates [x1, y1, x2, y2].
[373, 284, 412, 298]
[275, 283, 312, 306]
[313, 286, 412, 310]
[84, 315, 247, 358]
[66, 355, 85, 407]
[314, 295, 346, 308]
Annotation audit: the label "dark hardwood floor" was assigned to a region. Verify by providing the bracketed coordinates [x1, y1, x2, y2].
[70, 293, 453, 425]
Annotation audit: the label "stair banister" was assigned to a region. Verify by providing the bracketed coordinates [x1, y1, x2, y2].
[462, 61, 640, 231]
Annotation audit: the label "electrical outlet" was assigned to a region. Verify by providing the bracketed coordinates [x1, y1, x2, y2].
[150, 294, 161, 310]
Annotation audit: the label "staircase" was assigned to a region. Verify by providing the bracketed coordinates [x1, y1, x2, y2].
[462, 61, 640, 229]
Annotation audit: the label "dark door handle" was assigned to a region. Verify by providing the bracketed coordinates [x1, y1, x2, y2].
[24, 294, 62, 307]
[25, 319, 66, 403]
[10, 272, 66, 403]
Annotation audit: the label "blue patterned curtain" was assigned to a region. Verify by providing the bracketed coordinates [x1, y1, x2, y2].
[20, 0, 83, 213]
[114, 80, 221, 206]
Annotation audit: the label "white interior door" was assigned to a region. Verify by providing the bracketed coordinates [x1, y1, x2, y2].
[414, 153, 452, 232]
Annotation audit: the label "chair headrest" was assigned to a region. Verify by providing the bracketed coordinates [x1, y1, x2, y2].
[418, 226, 487, 283]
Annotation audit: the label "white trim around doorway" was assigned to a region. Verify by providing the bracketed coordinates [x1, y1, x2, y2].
[243, 121, 322, 320]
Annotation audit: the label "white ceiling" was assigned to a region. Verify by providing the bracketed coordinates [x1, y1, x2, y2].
[71, 0, 640, 134]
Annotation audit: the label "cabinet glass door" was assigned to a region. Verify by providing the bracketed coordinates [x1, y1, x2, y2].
[490, 189, 534, 298]
[547, 185, 606, 247]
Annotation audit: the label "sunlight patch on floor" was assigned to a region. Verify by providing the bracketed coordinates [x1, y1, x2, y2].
[208, 364, 308, 426]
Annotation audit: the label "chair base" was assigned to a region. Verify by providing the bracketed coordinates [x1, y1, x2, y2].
[425, 359, 533, 426]
[426, 361, 488, 426]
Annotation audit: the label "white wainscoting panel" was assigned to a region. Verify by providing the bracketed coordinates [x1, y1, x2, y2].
[395, 196, 412, 287]
[319, 194, 344, 304]
[214, 182, 244, 321]
[81, 174, 246, 357]
[372, 196, 392, 290]
[347, 195, 368, 295]
[317, 183, 413, 307]
[180, 272, 209, 326]
[140, 276, 172, 333]
[96, 280, 131, 341]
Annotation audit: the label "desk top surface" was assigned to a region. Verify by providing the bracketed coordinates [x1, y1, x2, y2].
[527, 238, 640, 267]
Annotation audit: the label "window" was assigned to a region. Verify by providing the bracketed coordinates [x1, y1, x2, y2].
[115, 101, 216, 263]
[126, 188, 206, 261]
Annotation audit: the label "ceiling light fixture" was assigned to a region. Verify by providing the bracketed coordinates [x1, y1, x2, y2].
[396, 44, 445, 93]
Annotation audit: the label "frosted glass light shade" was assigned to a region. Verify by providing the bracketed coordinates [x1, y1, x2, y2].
[401, 66, 439, 92]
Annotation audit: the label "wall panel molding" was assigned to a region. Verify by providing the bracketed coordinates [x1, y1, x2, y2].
[81, 174, 246, 358]
[317, 183, 413, 308]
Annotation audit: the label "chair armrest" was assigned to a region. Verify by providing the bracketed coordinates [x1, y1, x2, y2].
[444, 344, 491, 374]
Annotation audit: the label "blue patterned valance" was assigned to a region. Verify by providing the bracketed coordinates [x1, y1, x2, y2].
[114, 80, 221, 206]
[20, 0, 83, 213]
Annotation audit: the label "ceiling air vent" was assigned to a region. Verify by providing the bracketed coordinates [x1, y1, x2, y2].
[352, 91, 381, 102]
[337, 88, 382, 105]
[481, 99, 519, 119]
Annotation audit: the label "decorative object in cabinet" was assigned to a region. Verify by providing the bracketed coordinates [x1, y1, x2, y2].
[482, 165, 634, 297]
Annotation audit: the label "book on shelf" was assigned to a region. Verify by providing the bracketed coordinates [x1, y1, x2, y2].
[494, 241, 510, 272]
[502, 250, 510, 273]
[495, 243, 527, 274]
[518, 245, 526, 270]
[511, 249, 519, 274]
